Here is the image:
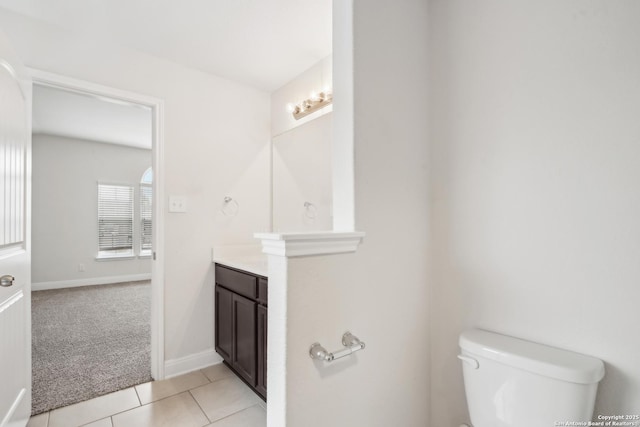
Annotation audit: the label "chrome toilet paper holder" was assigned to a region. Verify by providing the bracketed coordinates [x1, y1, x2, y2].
[309, 331, 365, 362]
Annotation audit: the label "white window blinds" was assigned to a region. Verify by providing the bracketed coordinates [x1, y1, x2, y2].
[140, 184, 152, 255]
[98, 184, 134, 256]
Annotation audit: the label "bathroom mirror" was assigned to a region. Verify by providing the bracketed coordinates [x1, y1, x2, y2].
[272, 113, 332, 232]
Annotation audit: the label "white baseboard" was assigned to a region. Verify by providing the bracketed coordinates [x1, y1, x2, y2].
[32, 273, 152, 291]
[164, 348, 223, 379]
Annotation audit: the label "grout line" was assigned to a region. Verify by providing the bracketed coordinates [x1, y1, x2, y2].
[201, 365, 236, 385]
[133, 371, 215, 406]
[205, 375, 230, 384]
[78, 416, 112, 427]
[194, 372, 262, 425]
[136, 389, 198, 408]
[133, 385, 142, 406]
[207, 404, 263, 426]
[81, 389, 148, 423]
[188, 389, 212, 424]
[198, 369, 213, 383]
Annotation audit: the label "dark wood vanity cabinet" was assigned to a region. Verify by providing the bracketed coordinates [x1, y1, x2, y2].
[214, 285, 234, 361]
[256, 304, 267, 396]
[214, 263, 267, 400]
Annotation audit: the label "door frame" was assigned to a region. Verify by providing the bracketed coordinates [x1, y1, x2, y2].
[29, 68, 166, 380]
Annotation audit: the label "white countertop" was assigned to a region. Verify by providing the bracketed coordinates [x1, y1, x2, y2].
[212, 244, 268, 277]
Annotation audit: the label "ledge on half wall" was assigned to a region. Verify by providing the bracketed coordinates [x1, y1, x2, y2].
[254, 231, 365, 257]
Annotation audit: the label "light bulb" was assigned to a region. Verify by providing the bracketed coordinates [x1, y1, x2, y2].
[286, 103, 295, 113]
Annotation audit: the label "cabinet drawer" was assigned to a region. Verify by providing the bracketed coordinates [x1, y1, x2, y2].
[258, 277, 268, 306]
[215, 264, 257, 299]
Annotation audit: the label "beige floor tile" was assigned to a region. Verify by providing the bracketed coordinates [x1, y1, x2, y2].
[27, 412, 49, 427]
[201, 363, 235, 383]
[111, 392, 209, 427]
[136, 370, 210, 404]
[190, 376, 261, 424]
[81, 418, 113, 427]
[207, 405, 266, 427]
[48, 388, 139, 427]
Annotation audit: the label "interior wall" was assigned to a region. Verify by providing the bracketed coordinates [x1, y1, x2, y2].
[428, 1, 640, 425]
[32, 134, 151, 286]
[272, 113, 332, 232]
[271, 57, 333, 232]
[0, 8, 271, 365]
[278, 1, 430, 425]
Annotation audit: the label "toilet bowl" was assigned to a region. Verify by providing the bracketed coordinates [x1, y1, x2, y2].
[458, 329, 605, 427]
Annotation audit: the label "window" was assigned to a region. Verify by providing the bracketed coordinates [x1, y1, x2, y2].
[98, 184, 134, 258]
[140, 168, 153, 256]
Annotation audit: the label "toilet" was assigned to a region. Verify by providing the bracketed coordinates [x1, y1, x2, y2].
[458, 329, 605, 427]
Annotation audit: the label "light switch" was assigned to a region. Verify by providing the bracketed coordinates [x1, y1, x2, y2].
[169, 195, 187, 213]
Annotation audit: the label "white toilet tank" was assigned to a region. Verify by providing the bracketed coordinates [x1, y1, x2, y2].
[459, 329, 605, 427]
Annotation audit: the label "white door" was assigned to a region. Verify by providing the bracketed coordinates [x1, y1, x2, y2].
[0, 30, 32, 427]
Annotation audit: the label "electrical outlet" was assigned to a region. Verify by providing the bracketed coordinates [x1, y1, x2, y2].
[78, 263, 85, 272]
[169, 196, 187, 213]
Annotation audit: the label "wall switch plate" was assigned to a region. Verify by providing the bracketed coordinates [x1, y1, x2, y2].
[169, 195, 187, 213]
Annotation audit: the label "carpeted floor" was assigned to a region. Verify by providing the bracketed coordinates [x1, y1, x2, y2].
[31, 281, 153, 415]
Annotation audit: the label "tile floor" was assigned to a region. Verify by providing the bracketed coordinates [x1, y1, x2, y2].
[27, 363, 266, 427]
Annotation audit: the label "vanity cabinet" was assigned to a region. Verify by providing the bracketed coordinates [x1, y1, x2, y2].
[214, 263, 267, 400]
[256, 304, 267, 396]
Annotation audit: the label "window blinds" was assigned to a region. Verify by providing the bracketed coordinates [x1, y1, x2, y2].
[98, 184, 134, 253]
[140, 184, 152, 254]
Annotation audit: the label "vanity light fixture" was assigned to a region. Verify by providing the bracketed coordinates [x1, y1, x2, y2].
[287, 90, 333, 120]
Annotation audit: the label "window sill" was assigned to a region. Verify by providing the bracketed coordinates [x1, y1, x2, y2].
[96, 253, 136, 261]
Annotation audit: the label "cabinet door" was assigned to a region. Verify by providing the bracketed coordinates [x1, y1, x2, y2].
[256, 304, 267, 398]
[257, 277, 268, 306]
[215, 285, 233, 362]
[233, 293, 257, 386]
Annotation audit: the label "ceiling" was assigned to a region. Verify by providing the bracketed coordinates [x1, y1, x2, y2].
[32, 85, 153, 149]
[10, 0, 332, 149]
[0, 0, 333, 92]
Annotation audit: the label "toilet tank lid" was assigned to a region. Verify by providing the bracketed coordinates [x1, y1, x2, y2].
[459, 329, 605, 384]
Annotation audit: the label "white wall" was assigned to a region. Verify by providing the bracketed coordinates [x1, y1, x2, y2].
[0, 8, 271, 366]
[428, 1, 640, 425]
[272, 113, 333, 232]
[32, 134, 151, 286]
[271, 57, 333, 233]
[273, 1, 430, 425]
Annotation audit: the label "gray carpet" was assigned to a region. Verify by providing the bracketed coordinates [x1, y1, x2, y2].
[31, 281, 153, 415]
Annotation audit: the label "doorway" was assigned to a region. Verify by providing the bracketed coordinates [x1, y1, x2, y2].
[29, 69, 165, 411]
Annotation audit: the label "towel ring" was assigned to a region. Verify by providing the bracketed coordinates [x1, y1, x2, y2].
[304, 201, 317, 220]
[221, 196, 239, 217]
